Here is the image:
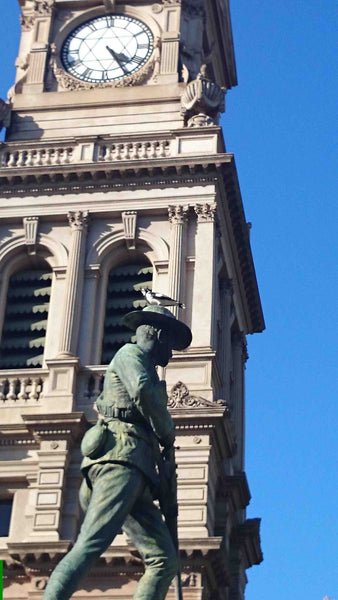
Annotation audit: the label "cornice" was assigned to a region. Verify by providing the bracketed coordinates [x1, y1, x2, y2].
[0, 152, 228, 193]
[231, 518, 263, 568]
[220, 159, 265, 333]
[21, 412, 87, 444]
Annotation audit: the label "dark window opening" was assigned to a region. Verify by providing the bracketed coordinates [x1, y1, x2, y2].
[0, 498, 13, 536]
[101, 260, 153, 364]
[0, 265, 52, 369]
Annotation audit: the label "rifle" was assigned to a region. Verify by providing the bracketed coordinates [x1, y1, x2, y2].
[158, 445, 183, 600]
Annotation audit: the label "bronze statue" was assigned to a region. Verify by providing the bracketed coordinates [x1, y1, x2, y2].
[43, 305, 192, 600]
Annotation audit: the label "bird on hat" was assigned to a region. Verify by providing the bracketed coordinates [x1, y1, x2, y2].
[141, 288, 185, 309]
[123, 305, 192, 351]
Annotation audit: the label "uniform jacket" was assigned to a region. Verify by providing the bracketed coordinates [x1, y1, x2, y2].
[81, 343, 175, 488]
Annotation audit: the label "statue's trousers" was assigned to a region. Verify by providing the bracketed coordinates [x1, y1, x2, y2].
[43, 463, 178, 600]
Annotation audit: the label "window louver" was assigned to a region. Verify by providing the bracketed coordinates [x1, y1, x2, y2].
[101, 263, 153, 364]
[0, 269, 52, 369]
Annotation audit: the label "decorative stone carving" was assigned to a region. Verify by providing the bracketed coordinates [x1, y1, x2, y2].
[187, 113, 215, 127]
[53, 56, 157, 91]
[20, 0, 55, 30]
[67, 210, 89, 231]
[0, 99, 11, 131]
[168, 205, 189, 225]
[168, 381, 228, 409]
[152, 3, 163, 13]
[23, 216, 39, 254]
[181, 73, 225, 126]
[194, 203, 217, 222]
[122, 211, 137, 249]
[7, 54, 30, 99]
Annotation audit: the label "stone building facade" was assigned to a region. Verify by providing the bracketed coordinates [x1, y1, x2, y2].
[0, 0, 264, 598]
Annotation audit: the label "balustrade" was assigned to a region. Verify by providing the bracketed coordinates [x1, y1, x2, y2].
[0, 370, 48, 404]
[97, 139, 171, 162]
[0, 147, 74, 168]
[0, 138, 172, 170]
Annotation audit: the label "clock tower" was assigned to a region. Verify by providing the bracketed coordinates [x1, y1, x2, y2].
[0, 1, 264, 599]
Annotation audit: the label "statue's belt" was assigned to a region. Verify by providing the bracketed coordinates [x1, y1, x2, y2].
[100, 406, 153, 433]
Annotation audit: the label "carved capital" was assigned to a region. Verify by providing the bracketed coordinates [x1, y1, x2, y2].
[20, 0, 55, 30]
[168, 205, 189, 225]
[194, 203, 216, 223]
[67, 210, 89, 232]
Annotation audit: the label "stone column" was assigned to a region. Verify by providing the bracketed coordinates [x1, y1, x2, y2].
[191, 203, 217, 347]
[219, 278, 234, 400]
[231, 331, 247, 470]
[168, 205, 189, 318]
[58, 211, 89, 358]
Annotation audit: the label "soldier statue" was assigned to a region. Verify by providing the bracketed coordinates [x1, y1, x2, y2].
[43, 304, 192, 600]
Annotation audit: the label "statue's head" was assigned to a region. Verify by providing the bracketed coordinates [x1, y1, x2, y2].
[123, 305, 192, 367]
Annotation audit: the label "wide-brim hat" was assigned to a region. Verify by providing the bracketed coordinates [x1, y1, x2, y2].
[123, 305, 192, 351]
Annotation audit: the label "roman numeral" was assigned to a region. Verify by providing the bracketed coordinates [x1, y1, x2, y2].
[101, 71, 110, 81]
[137, 43, 149, 50]
[88, 23, 97, 31]
[131, 56, 144, 65]
[83, 68, 93, 79]
[106, 16, 114, 27]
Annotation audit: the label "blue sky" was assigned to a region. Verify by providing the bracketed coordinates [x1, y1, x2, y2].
[0, 1, 337, 599]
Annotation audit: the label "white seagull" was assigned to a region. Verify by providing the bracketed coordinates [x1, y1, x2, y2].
[141, 288, 185, 309]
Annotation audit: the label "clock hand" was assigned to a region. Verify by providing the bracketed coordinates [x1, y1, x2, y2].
[106, 46, 129, 74]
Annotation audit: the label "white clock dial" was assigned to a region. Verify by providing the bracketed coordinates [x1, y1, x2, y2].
[62, 15, 154, 83]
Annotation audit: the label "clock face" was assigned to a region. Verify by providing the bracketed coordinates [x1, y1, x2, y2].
[62, 14, 154, 83]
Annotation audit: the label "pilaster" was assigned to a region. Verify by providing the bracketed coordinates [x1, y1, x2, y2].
[191, 203, 217, 348]
[168, 205, 189, 318]
[58, 211, 89, 358]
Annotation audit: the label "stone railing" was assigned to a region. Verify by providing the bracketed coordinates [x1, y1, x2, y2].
[97, 139, 171, 162]
[0, 369, 49, 405]
[76, 365, 107, 417]
[0, 146, 74, 168]
[0, 137, 173, 170]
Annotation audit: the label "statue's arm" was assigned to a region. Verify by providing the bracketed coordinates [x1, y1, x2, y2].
[113, 347, 174, 444]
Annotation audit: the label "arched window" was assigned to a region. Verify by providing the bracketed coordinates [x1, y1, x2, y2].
[101, 259, 153, 364]
[0, 263, 52, 369]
